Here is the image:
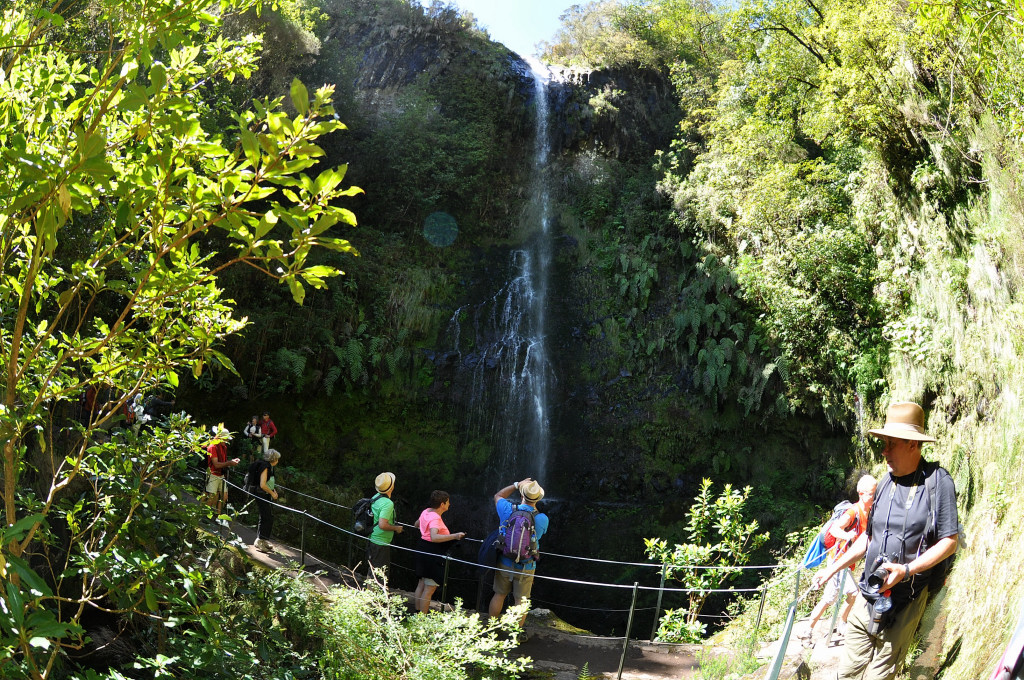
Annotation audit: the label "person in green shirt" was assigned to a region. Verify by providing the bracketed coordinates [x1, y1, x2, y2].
[367, 471, 403, 582]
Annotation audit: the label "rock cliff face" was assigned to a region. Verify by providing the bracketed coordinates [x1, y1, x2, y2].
[548, 65, 681, 161]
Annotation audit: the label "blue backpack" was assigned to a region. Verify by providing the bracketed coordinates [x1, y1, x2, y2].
[498, 505, 539, 563]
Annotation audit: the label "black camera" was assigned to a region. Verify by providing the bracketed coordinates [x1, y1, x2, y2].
[864, 553, 899, 595]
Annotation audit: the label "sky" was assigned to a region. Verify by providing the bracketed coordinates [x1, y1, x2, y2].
[448, 0, 578, 58]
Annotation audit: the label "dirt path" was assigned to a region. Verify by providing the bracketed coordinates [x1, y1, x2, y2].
[516, 628, 701, 679]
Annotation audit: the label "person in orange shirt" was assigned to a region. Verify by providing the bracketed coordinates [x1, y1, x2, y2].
[800, 474, 876, 643]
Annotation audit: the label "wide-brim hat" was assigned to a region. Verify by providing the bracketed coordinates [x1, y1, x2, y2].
[521, 480, 544, 502]
[375, 472, 395, 493]
[211, 423, 232, 441]
[868, 402, 936, 442]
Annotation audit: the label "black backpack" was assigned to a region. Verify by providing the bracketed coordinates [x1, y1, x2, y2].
[353, 493, 382, 536]
[243, 460, 263, 495]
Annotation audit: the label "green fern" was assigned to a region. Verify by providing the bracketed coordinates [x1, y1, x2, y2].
[323, 365, 341, 396]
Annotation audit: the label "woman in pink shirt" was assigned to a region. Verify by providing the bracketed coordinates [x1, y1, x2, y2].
[413, 490, 465, 614]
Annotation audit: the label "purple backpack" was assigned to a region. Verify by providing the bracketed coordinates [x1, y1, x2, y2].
[499, 506, 539, 563]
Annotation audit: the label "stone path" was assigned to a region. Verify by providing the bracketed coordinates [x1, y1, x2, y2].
[756, 617, 847, 679]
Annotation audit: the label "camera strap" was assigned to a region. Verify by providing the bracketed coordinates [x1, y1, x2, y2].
[880, 466, 922, 563]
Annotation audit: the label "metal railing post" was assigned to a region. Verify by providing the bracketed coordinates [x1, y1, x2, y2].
[765, 602, 798, 680]
[825, 569, 847, 647]
[441, 553, 452, 607]
[750, 583, 767, 652]
[300, 512, 307, 567]
[617, 582, 640, 680]
[651, 564, 667, 641]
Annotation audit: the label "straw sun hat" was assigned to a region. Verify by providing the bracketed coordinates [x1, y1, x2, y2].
[867, 402, 936, 443]
[520, 480, 545, 502]
[375, 471, 396, 493]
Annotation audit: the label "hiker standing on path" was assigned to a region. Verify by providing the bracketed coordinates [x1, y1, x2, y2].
[253, 448, 281, 552]
[367, 472, 403, 582]
[800, 474, 876, 644]
[813, 402, 959, 680]
[489, 478, 548, 626]
[412, 490, 466, 614]
[243, 415, 261, 462]
[259, 411, 278, 453]
[204, 424, 239, 524]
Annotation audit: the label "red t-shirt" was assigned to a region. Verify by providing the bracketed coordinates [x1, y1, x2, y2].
[207, 442, 228, 476]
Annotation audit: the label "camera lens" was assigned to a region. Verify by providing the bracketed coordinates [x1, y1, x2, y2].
[865, 566, 887, 592]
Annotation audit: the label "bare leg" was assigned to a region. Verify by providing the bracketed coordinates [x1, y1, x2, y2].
[414, 579, 425, 612]
[808, 595, 829, 630]
[488, 593, 505, 618]
[420, 584, 438, 614]
[839, 593, 857, 623]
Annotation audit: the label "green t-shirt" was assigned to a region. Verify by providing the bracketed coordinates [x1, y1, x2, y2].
[369, 495, 396, 546]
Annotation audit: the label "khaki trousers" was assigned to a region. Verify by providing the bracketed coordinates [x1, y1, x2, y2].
[837, 590, 929, 680]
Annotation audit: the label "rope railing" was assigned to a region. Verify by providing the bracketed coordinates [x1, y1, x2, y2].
[271, 482, 794, 572]
[263, 485, 768, 594]
[200, 470, 809, 673]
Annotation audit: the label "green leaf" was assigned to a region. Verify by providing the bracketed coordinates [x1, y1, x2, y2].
[149, 61, 167, 92]
[145, 585, 158, 612]
[286, 276, 305, 304]
[240, 129, 260, 166]
[290, 78, 309, 116]
[120, 60, 139, 79]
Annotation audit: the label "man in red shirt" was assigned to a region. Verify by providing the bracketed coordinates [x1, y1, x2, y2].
[205, 424, 240, 523]
[259, 412, 278, 453]
[801, 474, 876, 643]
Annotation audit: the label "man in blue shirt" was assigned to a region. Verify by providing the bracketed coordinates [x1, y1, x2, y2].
[489, 477, 548, 624]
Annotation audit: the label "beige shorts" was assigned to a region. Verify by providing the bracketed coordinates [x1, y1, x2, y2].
[822, 567, 859, 604]
[206, 474, 226, 495]
[493, 565, 536, 603]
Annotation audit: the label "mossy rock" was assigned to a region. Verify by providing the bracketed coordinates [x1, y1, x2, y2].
[526, 607, 593, 635]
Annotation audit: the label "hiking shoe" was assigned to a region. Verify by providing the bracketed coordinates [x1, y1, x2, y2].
[255, 539, 272, 552]
[795, 624, 813, 644]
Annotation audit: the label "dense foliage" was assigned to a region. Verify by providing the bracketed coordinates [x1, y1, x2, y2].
[0, 0, 360, 675]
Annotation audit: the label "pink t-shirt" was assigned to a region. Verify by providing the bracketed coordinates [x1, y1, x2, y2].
[417, 507, 449, 542]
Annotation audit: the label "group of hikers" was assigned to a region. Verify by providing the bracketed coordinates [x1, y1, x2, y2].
[204, 412, 279, 551]
[358, 471, 547, 621]
[202, 416, 548, 622]
[202, 400, 960, 678]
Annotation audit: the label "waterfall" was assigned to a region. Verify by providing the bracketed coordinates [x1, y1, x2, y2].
[855, 391, 866, 458]
[443, 61, 554, 485]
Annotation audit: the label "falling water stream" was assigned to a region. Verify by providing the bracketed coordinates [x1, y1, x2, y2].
[445, 61, 554, 485]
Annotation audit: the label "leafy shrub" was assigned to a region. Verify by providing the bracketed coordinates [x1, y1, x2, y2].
[654, 607, 707, 643]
